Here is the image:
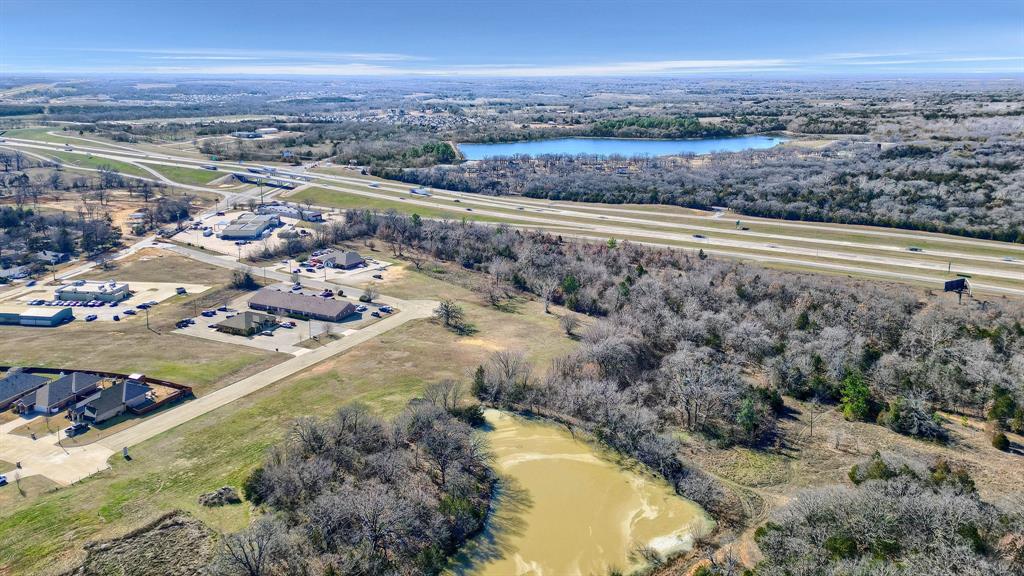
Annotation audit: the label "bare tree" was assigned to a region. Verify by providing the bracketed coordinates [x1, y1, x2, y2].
[559, 312, 580, 336]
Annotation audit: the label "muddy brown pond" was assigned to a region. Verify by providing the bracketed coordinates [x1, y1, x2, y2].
[449, 409, 714, 575]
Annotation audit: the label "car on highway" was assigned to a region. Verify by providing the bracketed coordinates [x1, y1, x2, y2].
[693, 234, 706, 239]
[908, 246, 923, 252]
[85, 315, 98, 322]
[1003, 257, 1015, 262]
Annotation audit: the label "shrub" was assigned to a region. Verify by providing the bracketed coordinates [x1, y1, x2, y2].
[840, 371, 873, 421]
[992, 431, 1010, 451]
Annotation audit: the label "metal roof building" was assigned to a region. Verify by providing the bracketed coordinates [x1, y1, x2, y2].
[220, 213, 280, 240]
[56, 280, 130, 302]
[0, 305, 74, 327]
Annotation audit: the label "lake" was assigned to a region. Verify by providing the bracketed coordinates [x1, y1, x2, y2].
[449, 410, 714, 576]
[459, 135, 785, 159]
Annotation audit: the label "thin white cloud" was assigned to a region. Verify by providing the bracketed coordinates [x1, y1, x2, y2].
[11, 51, 1023, 76]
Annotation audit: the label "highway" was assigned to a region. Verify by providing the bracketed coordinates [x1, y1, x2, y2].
[2, 132, 1023, 297]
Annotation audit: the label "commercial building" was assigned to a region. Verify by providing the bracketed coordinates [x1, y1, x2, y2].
[219, 213, 280, 241]
[13, 371, 103, 414]
[0, 370, 50, 410]
[317, 250, 364, 269]
[248, 288, 356, 322]
[215, 311, 278, 336]
[73, 379, 151, 424]
[231, 131, 262, 139]
[0, 305, 74, 327]
[256, 127, 279, 134]
[56, 280, 130, 302]
[256, 203, 323, 222]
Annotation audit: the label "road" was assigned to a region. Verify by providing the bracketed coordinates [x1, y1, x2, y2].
[3, 133, 1023, 297]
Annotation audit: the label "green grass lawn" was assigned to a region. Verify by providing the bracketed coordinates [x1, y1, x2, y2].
[0, 261, 576, 575]
[41, 150, 149, 178]
[138, 163, 221, 186]
[289, 186, 530, 224]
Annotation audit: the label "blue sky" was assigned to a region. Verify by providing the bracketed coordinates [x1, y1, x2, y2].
[1, 0, 1022, 76]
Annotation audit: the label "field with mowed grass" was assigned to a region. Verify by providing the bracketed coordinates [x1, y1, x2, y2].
[0, 256, 576, 575]
[287, 186, 530, 224]
[138, 163, 224, 186]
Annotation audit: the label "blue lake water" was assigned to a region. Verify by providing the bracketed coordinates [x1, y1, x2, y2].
[459, 135, 786, 160]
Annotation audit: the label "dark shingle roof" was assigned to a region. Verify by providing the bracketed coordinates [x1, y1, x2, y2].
[0, 372, 49, 403]
[88, 380, 150, 414]
[35, 372, 103, 408]
[216, 311, 276, 332]
[249, 288, 355, 320]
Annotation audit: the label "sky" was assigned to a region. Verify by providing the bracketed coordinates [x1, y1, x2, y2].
[1, 0, 1022, 77]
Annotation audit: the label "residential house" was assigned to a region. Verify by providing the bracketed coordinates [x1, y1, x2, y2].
[13, 372, 102, 414]
[73, 380, 151, 424]
[34, 251, 69, 265]
[0, 370, 49, 410]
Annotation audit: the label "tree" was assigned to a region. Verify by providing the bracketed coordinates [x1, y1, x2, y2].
[991, 430, 1010, 451]
[840, 371, 873, 421]
[360, 282, 380, 303]
[209, 516, 285, 576]
[559, 312, 580, 337]
[433, 298, 465, 329]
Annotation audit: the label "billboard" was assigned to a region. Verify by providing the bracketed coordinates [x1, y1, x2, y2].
[944, 278, 967, 292]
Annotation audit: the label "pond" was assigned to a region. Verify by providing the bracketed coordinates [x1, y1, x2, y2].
[449, 410, 714, 576]
[458, 135, 785, 159]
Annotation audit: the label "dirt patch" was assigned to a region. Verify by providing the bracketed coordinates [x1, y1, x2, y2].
[62, 510, 217, 576]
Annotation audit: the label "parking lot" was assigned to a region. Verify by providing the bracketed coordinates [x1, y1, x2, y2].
[170, 283, 392, 355]
[169, 210, 305, 258]
[270, 254, 393, 283]
[1, 281, 210, 322]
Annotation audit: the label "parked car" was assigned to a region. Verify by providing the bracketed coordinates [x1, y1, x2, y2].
[29, 299, 44, 305]
[217, 306, 229, 312]
[26, 280, 36, 287]
[200, 310, 216, 317]
[109, 302, 119, 307]
[259, 330, 274, 336]
[85, 315, 98, 322]
[216, 211, 225, 216]
[0, 475, 7, 486]
[356, 305, 368, 313]
[321, 289, 334, 297]
[112, 315, 120, 321]
[65, 423, 89, 437]
[372, 274, 383, 280]
[137, 303, 150, 310]
[379, 305, 393, 313]
[371, 311, 381, 318]
[305, 267, 315, 273]
[123, 309, 136, 316]
[208, 323, 218, 329]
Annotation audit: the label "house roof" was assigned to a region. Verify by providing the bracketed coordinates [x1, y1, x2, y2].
[216, 311, 276, 332]
[32, 372, 103, 408]
[249, 288, 355, 319]
[323, 250, 363, 266]
[87, 380, 150, 414]
[0, 371, 49, 402]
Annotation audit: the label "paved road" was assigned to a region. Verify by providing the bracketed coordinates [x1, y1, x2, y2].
[4, 136, 1023, 296]
[0, 236, 437, 485]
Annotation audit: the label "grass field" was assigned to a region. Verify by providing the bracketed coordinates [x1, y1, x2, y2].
[288, 186, 532, 225]
[41, 150, 149, 178]
[0, 255, 575, 575]
[0, 250, 286, 396]
[138, 163, 222, 186]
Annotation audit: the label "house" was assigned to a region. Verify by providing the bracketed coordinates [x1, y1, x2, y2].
[34, 251, 69, 265]
[0, 370, 49, 410]
[0, 305, 74, 327]
[220, 213, 280, 240]
[56, 280, 130, 302]
[215, 311, 278, 336]
[73, 380, 151, 424]
[13, 372, 102, 414]
[248, 288, 356, 322]
[319, 250, 364, 270]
